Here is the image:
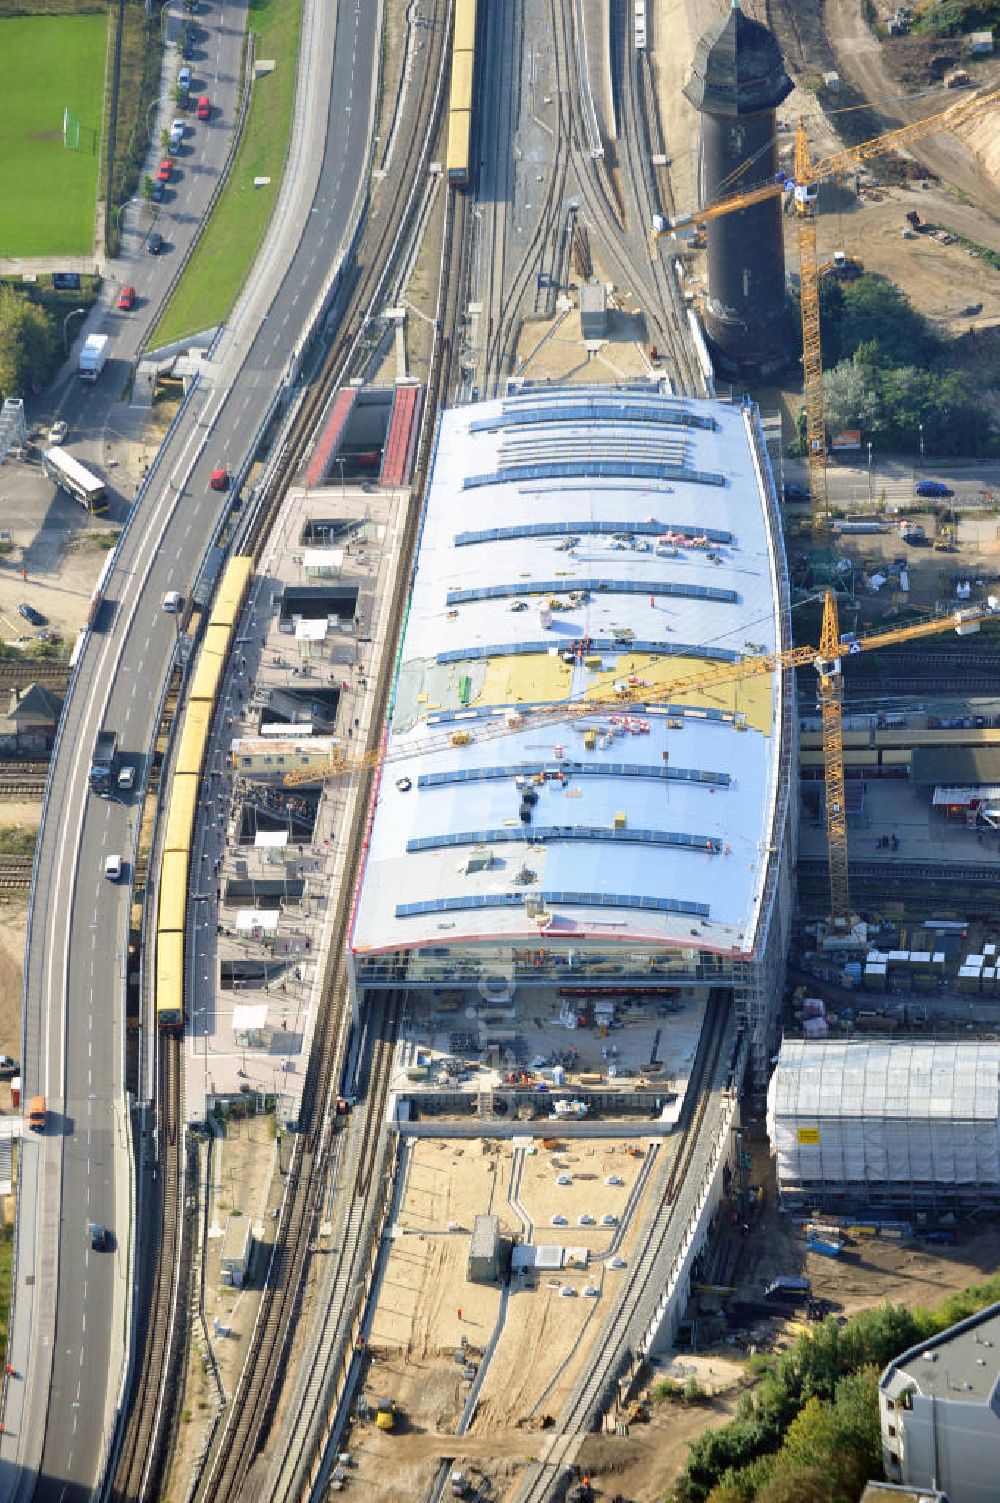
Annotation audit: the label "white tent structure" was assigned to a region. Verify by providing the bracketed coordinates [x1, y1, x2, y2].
[767, 1039, 1000, 1213]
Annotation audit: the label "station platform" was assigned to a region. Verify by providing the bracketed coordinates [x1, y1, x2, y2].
[182, 480, 406, 1124]
[304, 386, 357, 488]
[380, 383, 422, 489]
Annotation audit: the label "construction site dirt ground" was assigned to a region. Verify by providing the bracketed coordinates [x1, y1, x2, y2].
[349, 1134, 670, 1500]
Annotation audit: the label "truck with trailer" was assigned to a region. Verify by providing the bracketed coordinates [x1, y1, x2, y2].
[90, 730, 118, 795]
[78, 333, 109, 382]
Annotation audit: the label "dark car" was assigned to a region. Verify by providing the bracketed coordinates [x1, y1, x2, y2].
[89, 1222, 108, 1251]
[916, 480, 954, 498]
[151, 180, 165, 203]
[182, 36, 194, 59]
[783, 482, 810, 503]
[17, 602, 46, 627]
[148, 231, 164, 254]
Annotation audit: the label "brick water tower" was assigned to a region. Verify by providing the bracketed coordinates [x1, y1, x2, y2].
[684, 0, 794, 373]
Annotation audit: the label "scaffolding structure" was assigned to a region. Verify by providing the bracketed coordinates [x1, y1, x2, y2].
[768, 1039, 1000, 1214]
[0, 399, 27, 464]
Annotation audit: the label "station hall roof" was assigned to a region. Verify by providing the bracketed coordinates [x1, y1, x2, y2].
[350, 385, 789, 959]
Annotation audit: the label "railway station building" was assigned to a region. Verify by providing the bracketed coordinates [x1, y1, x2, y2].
[348, 383, 796, 1078]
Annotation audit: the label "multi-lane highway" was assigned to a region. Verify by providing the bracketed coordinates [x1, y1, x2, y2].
[2, 0, 379, 1496]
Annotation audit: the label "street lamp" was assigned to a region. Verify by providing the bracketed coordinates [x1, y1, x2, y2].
[62, 306, 86, 352]
[334, 455, 347, 507]
[918, 423, 925, 463]
[867, 441, 873, 506]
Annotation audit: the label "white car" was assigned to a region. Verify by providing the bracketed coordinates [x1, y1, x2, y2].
[49, 420, 68, 445]
[169, 117, 185, 148]
[578, 1213, 595, 1226]
[559, 1285, 577, 1298]
[104, 854, 122, 881]
[605, 1174, 624, 1187]
[601, 1214, 618, 1227]
[550, 1214, 568, 1226]
[609, 1256, 627, 1269]
[116, 766, 135, 792]
[162, 590, 183, 613]
[555, 1173, 572, 1186]
[582, 1285, 600, 1298]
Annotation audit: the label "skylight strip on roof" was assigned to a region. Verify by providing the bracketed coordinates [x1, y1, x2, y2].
[463, 462, 726, 489]
[445, 578, 738, 606]
[406, 826, 722, 854]
[453, 520, 733, 546]
[469, 402, 718, 434]
[394, 890, 711, 918]
[416, 761, 731, 788]
[434, 637, 740, 664]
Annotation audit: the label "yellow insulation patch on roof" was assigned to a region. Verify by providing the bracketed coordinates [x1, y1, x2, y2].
[583, 654, 774, 737]
[472, 652, 573, 709]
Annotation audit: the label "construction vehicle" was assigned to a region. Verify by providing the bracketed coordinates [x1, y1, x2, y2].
[818, 251, 863, 279]
[375, 1398, 397, 1432]
[286, 590, 999, 922]
[655, 84, 1000, 539]
[27, 1095, 46, 1132]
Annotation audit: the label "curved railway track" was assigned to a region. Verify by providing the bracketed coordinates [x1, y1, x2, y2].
[109, 1, 458, 1498]
[263, 996, 404, 1502]
[110, 1037, 186, 1502]
[515, 991, 735, 1501]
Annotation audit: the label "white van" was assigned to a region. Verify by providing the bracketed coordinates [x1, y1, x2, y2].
[104, 855, 122, 881]
[162, 591, 183, 613]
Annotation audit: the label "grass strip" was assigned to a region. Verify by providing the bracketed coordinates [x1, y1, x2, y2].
[150, 0, 303, 347]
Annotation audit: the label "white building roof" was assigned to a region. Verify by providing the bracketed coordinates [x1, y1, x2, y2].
[351, 387, 789, 958]
[770, 1039, 1000, 1122]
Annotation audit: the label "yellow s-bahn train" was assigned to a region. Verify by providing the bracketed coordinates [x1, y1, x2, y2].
[447, 0, 477, 184]
[155, 556, 254, 1029]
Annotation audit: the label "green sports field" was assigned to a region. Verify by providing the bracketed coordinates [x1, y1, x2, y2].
[0, 13, 108, 257]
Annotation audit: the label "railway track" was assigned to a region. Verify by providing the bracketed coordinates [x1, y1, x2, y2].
[110, 1037, 187, 1501]
[0, 855, 34, 891]
[99, 0, 457, 1492]
[0, 763, 48, 799]
[514, 992, 737, 1501]
[179, 9, 457, 1499]
[0, 662, 68, 690]
[264, 996, 404, 1502]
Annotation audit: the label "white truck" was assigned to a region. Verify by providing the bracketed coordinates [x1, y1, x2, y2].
[78, 333, 109, 382]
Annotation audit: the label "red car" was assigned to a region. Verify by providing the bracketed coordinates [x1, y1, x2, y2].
[196, 95, 211, 121]
[209, 467, 228, 492]
[117, 284, 135, 311]
[156, 158, 173, 183]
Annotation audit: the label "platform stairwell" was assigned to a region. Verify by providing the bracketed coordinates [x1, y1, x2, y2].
[477, 1081, 495, 1120]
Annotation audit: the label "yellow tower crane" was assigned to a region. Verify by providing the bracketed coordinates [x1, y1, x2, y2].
[285, 593, 998, 922]
[658, 85, 1000, 537]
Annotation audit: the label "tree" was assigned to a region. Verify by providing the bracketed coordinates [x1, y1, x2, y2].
[159, 127, 172, 153]
[0, 288, 59, 401]
[836, 276, 939, 368]
[141, 174, 156, 200]
[754, 1464, 830, 1503]
[822, 360, 882, 434]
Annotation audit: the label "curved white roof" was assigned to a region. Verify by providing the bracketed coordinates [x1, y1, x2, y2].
[351, 386, 790, 959]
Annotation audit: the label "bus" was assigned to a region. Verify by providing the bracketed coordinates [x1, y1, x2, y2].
[42, 447, 108, 513]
